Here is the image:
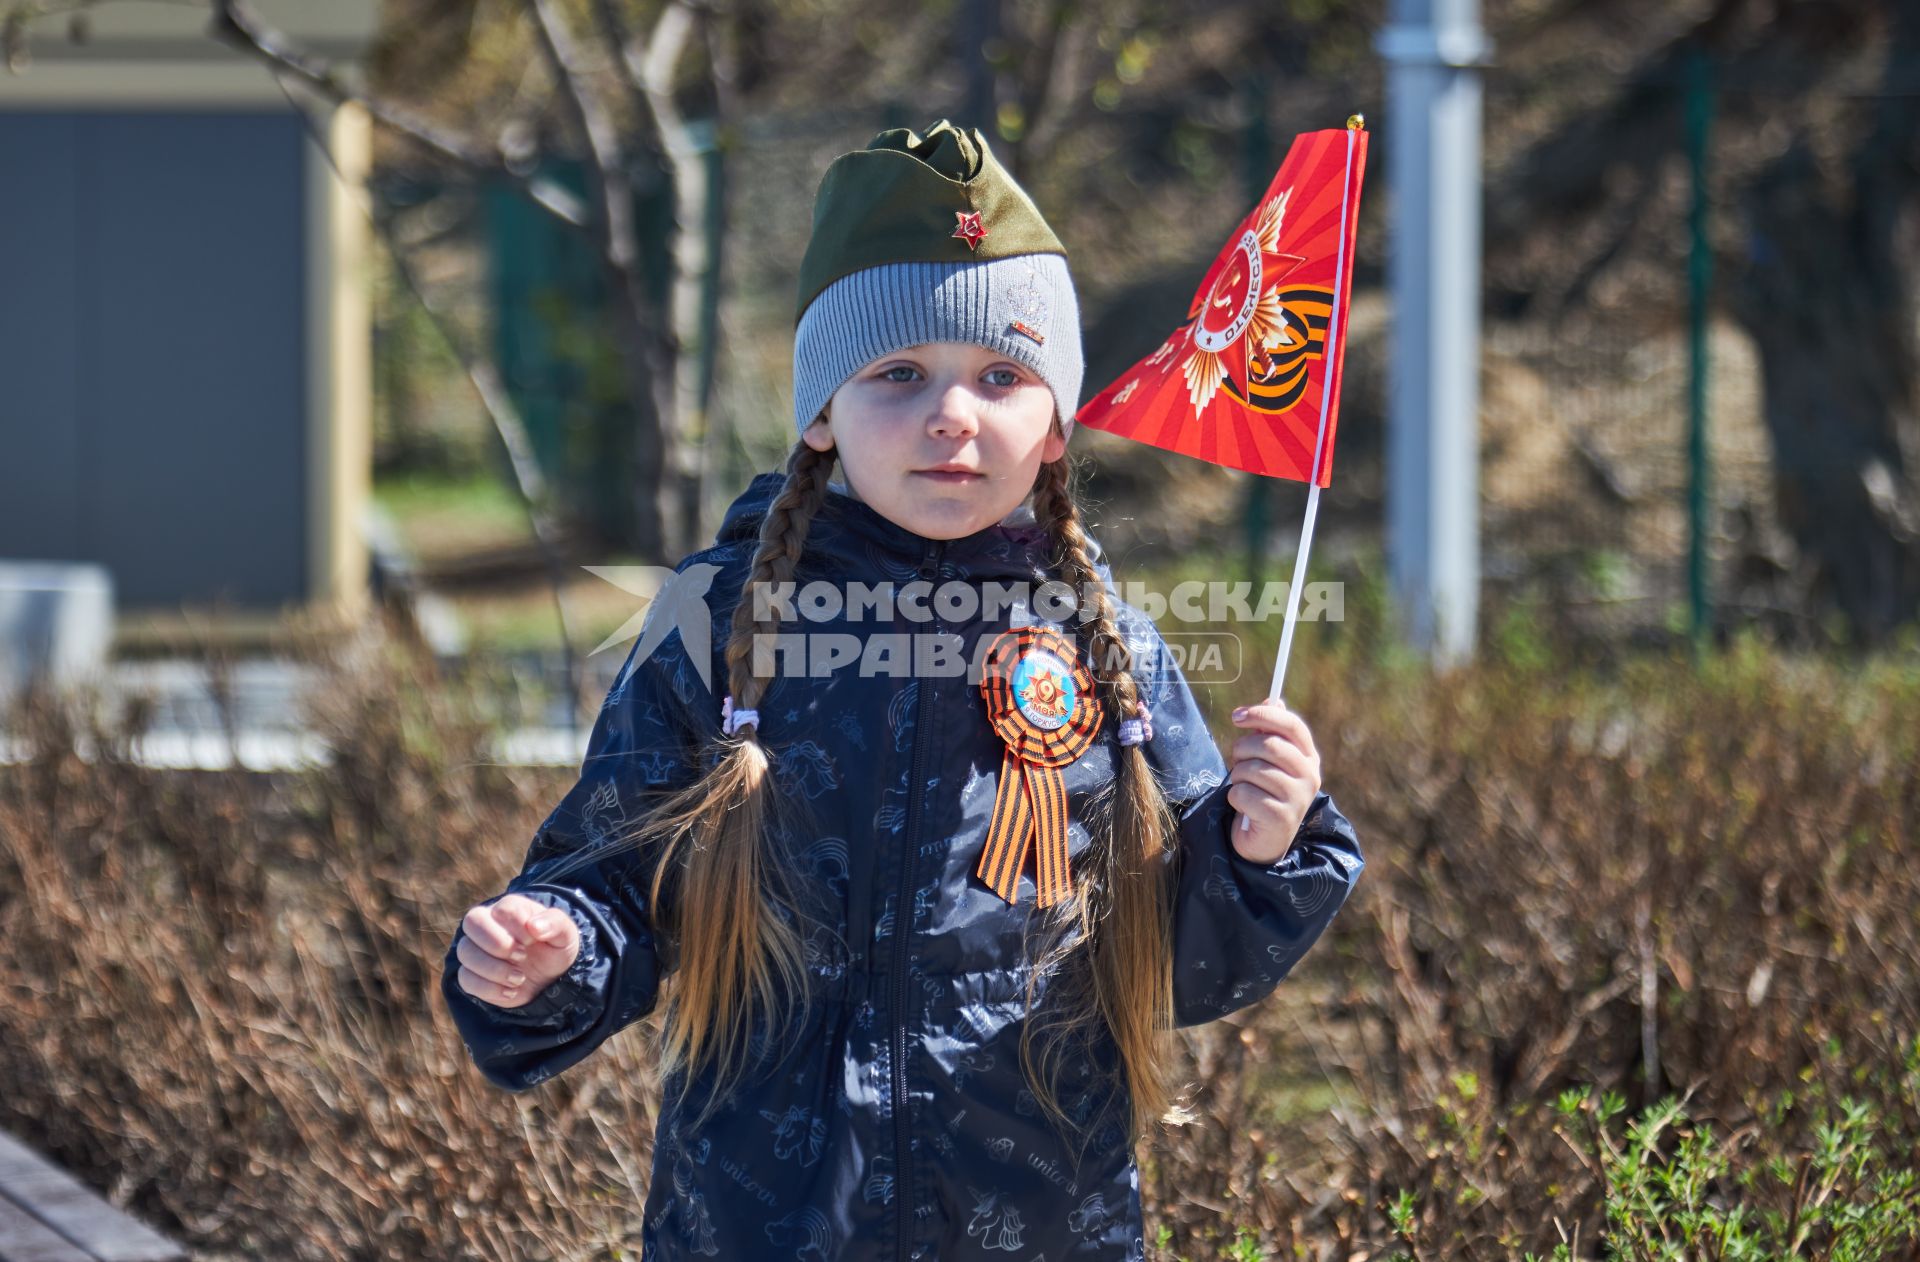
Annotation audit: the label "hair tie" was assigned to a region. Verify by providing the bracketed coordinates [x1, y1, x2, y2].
[1116, 702, 1153, 746]
[721, 693, 760, 737]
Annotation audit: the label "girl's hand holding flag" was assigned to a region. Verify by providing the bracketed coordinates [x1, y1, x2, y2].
[1225, 699, 1323, 863]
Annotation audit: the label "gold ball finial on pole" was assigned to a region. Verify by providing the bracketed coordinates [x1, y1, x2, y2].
[1347, 113, 1366, 131]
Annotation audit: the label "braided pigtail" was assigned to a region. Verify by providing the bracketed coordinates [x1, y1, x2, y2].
[598, 439, 837, 1134]
[1017, 447, 1186, 1163]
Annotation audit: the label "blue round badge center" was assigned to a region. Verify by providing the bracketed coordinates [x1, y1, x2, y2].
[1011, 648, 1076, 732]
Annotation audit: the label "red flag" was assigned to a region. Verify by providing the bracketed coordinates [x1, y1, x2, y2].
[1074, 124, 1368, 487]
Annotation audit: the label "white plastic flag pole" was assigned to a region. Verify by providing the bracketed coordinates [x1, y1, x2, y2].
[1239, 121, 1357, 836]
[1268, 484, 1323, 708]
[1240, 480, 1323, 835]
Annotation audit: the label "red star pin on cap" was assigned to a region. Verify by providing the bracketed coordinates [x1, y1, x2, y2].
[952, 209, 989, 251]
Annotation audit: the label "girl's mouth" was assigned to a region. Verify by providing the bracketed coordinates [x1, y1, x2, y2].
[915, 470, 983, 483]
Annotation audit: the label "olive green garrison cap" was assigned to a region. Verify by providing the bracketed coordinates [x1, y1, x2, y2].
[794, 119, 1068, 324]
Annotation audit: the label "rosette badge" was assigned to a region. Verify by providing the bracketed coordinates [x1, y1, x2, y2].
[976, 626, 1104, 907]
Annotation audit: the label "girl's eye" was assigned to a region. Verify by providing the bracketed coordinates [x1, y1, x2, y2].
[874, 364, 1023, 386]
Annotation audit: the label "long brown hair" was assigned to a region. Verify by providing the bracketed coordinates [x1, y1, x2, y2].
[547, 431, 1189, 1150]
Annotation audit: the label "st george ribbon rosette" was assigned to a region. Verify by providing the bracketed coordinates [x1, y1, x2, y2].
[976, 625, 1104, 907]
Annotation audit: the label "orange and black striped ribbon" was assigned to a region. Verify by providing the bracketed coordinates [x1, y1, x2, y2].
[976, 626, 1103, 907]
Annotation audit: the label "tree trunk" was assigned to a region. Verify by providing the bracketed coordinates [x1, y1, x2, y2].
[1722, 17, 1920, 645]
[606, 259, 679, 563]
[1490, 0, 1920, 643]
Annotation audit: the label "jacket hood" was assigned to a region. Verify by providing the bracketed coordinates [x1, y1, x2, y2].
[713, 469, 1108, 584]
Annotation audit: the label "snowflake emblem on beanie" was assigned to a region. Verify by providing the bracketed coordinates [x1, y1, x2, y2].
[1000, 262, 1050, 346]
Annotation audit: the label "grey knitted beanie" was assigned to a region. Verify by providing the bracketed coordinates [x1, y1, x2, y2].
[791, 121, 1084, 441]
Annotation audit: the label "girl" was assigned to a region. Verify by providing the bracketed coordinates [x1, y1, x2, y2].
[443, 119, 1365, 1262]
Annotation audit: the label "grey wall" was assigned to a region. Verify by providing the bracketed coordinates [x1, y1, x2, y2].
[0, 109, 310, 612]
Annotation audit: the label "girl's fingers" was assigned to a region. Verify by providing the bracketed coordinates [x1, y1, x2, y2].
[1225, 778, 1301, 832]
[1227, 759, 1315, 807]
[1228, 732, 1317, 780]
[1229, 699, 1319, 764]
[456, 933, 528, 990]
[1225, 778, 1275, 821]
[460, 903, 521, 959]
[492, 896, 569, 948]
[456, 964, 525, 1007]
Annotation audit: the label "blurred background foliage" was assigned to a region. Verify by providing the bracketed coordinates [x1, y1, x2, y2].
[357, 0, 1920, 660]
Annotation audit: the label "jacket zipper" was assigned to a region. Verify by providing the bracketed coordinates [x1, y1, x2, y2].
[893, 536, 945, 1262]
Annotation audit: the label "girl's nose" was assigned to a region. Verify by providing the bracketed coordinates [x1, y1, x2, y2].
[928, 384, 982, 438]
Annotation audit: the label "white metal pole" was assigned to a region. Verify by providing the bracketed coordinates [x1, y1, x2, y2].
[1379, 0, 1486, 667]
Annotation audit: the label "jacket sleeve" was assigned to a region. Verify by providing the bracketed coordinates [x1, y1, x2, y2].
[1120, 612, 1366, 1029]
[440, 620, 713, 1092]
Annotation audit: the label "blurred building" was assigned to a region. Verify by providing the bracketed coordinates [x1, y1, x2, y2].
[0, 0, 376, 660]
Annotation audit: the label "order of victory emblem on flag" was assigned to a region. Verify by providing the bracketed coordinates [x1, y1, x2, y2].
[1075, 122, 1368, 488]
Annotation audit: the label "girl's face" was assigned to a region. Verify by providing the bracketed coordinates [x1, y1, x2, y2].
[801, 341, 1067, 541]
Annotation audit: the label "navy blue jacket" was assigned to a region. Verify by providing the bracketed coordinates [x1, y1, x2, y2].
[441, 472, 1365, 1261]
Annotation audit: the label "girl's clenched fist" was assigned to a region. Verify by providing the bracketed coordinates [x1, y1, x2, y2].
[455, 894, 580, 1008]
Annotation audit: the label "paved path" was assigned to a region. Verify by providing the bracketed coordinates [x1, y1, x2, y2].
[0, 1131, 182, 1262]
[1, 651, 625, 770]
